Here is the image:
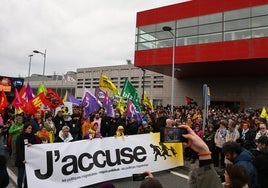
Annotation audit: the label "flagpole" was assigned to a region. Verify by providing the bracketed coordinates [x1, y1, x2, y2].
[162, 26, 175, 116]
[27, 54, 33, 84]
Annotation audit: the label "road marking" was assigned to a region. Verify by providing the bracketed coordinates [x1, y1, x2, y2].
[7, 167, 17, 185]
[170, 170, 190, 180]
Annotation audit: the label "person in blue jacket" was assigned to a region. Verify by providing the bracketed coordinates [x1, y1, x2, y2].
[223, 141, 258, 188]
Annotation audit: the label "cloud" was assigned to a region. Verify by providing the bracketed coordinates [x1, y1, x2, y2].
[0, 0, 186, 77]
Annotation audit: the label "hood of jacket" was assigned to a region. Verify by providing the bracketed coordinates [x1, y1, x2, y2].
[234, 149, 254, 163]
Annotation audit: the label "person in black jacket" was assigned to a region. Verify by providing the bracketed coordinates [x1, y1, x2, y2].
[154, 110, 167, 133]
[53, 110, 65, 136]
[16, 122, 37, 188]
[254, 136, 268, 188]
[108, 112, 125, 137]
[0, 128, 9, 188]
[66, 115, 81, 141]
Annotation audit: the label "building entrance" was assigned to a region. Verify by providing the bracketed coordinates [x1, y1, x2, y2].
[210, 101, 241, 113]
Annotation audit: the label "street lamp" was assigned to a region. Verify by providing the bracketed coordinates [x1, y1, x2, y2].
[33, 49, 47, 80]
[141, 68, 146, 104]
[27, 54, 33, 84]
[162, 26, 175, 115]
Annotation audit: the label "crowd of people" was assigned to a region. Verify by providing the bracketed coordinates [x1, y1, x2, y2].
[0, 104, 268, 188]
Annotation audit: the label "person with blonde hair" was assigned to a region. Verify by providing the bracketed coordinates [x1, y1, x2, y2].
[115, 125, 125, 139]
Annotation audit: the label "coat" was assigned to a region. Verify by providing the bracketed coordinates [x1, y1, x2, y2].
[189, 163, 222, 188]
[16, 132, 37, 167]
[234, 150, 258, 188]
[253, 146, 268, 188]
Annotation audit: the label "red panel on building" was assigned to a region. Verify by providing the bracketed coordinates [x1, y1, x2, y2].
[134, 0, 268, 78]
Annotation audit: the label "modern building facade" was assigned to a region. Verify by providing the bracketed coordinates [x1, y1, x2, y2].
[135, 0, 268, 110]
[25, 72, 76, 98]
[75, 64, 173, 107]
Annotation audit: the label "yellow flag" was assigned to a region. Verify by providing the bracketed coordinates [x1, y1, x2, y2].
[37, 83, 47, 95]
[143, 92, 154, 110]
[63, 91, 68, 102]
[260, 107, 268, 119]
[99, 74, 120, 95]
[142, 93, 154, 110]
[117, 97, 125, 114]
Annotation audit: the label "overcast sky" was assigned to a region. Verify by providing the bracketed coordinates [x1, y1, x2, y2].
[0, 0, 187, 78]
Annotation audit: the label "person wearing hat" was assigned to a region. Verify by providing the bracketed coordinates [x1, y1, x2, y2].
[253, 136, 268, 188]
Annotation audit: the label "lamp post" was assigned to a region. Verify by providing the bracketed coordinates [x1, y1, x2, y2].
[27, 54, 33, 84]
[33, 49, 46, 82]
[163, 26, 175, 115]
[141, 68, 146, 104]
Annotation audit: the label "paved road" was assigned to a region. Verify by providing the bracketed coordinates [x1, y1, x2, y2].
[82, 168, 190, 188]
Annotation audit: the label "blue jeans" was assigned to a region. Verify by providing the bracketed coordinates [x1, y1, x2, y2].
[17, 166, 27, 188]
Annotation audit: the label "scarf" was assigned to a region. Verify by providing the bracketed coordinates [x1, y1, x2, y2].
[59, 131, 73, 142]
[242, 128, 249, 140]
[219, 128, 227, 138]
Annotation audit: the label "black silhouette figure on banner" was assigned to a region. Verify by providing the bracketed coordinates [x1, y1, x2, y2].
[150, 144, 162, 161]
[150, 143, 177, 161]
[159, 142, 172, 160]
[170, 146, 177, 157]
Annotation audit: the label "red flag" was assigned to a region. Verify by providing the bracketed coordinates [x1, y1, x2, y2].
[0, 90, 8, 115]
[185, 96, 198, 106]
[23, 93, 49, 115]
[45, 88, 63, 109]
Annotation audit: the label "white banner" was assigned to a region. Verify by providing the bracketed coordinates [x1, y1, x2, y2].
[25, 133, 183, 188]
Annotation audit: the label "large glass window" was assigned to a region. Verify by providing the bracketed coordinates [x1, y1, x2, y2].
[199, 33, 222, 43]
[199, 23, 222, 34]
[224, 8, 251, 21]
[136, 4, 268, 50]
[199, 13, 222, 24]
[252, 4, 268, 16]
[252, 27, 268, 38]
[252, 15, 268, 27]
[224, 30, 251, 41]
[224, 19, 251, 31]
[177, 17, 198, 27]
[177, 26, 198, 37]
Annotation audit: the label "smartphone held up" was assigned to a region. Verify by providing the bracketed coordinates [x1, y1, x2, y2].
[160, 127, 187, 143]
